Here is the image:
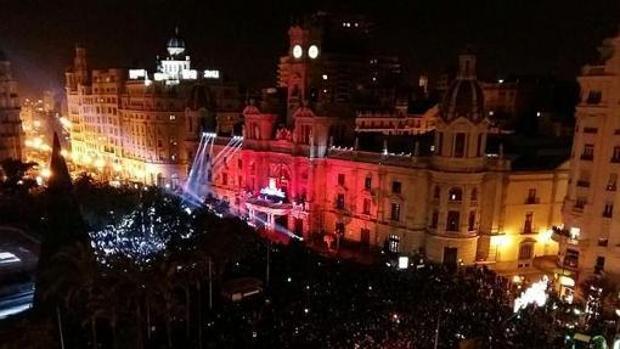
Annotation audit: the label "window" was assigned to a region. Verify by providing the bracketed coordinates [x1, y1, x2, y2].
[468, 211, 476, 231]
[518, 243, 533, 260]
[577, 170, 591, 187]
[603, 202, 614, 218]
[564, 249, 579, 268]
[581, 144, 594, 160]
[433, 186, 440, 200]
[390, 203, 401, 221]
[222, 173, 228, 186]
[431, 210, 439, 228]
[477, 133, 483, 157]
[335, 222, 345, 236]
[336, 194, 345, 209]
[169, 114, 176, 121]
[388, 235, 400, 253]
[392, 181, 402, 194]
[362, 198, 371, 214]
[238, 159, 243, 169]
[598, 238, 609, 247]
[446, 211, 460, 231]
[575, 197, 587, 209]
[454, 133, 466, 158]
[586, 90, 602, 104]
[612, 147, 620, 163]
[471, 188, 478, 202]
[448, 187, 462, 201]
[364, 176, 372, 190]
[607, 173, 617, 191]
[595, 256, 605, 273]
[583, 127, 598, 134]
[526, 189, 537, 204]
[338, 174, 345, 186]
[523, 212, 533, 234]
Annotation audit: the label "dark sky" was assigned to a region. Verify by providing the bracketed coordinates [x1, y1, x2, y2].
[1, 0, 619, 97]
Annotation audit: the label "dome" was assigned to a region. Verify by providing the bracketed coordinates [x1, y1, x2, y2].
[167, 27, 186, 56]
[440, 53, 485, 123]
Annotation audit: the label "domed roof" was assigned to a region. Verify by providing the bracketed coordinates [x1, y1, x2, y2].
[167, 27, 186, 56]
[440, 53, 485, 123]
[167, 36, 185, 49]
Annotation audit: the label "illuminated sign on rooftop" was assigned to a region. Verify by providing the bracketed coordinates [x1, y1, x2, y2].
[204, 70, 220, 79]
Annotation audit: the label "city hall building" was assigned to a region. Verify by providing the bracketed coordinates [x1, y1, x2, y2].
[202, 17, 570, 270]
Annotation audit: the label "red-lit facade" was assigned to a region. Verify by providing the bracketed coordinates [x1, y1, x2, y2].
[205, 21, 569, 269]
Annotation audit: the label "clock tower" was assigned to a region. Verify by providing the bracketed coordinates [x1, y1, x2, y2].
[278, 25, 322, 125]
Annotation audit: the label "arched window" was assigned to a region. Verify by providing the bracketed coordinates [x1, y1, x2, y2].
[446, 211, 460, 232]
[448, 187, 462, 202]
[471, 188, 478, 202]
[433, 186, 440, 199]
[468, 211, 476, 231]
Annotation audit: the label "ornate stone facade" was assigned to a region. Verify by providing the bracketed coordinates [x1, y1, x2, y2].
[204, 30, 569, 270]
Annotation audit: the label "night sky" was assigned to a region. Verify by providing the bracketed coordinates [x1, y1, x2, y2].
[2, 0, 619, 97]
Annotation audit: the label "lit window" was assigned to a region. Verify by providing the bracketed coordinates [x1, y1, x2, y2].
[169, 114, 176, 121]
[388, 235, 400, 253]
[322, 74, 328, 80]
[449, 187, 462, 201]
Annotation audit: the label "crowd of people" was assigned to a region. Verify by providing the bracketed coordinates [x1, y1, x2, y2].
[202, 244, 577, 348]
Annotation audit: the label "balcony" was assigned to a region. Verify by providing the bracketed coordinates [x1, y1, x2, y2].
[576, 180, 590, 188]
[525, 197, 540, 205]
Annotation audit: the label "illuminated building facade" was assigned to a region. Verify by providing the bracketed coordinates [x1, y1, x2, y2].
[65, 29, 240, 186]
[0, 50, 23, 161]
[203, 22, 569, 270]
[554, 32, 620, 280]
[354, 106, 438, 135]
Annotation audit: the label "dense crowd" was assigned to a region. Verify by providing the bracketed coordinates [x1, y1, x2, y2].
[202, 245, 571, 349]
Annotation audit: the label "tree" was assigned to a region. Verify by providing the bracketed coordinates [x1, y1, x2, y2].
[35, 133, 90, 310]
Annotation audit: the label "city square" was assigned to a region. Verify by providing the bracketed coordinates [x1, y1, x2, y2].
[0, 1, 620, 348]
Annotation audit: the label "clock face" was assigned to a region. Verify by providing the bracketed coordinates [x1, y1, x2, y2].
[308, 45, 319, 59]
[292, 45, 303, 59]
